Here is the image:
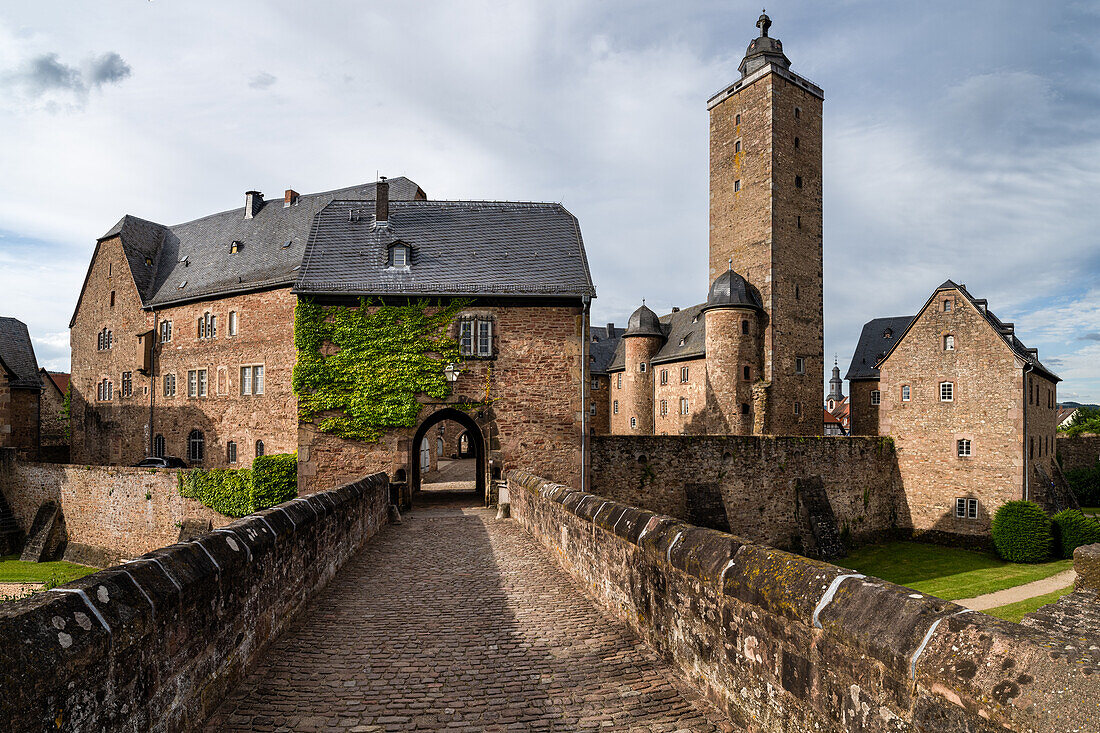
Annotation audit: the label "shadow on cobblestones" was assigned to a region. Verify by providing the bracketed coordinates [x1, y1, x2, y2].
[205, 500, 730, 732]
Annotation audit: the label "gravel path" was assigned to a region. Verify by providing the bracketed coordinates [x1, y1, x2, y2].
[956, 569, 1078, 611]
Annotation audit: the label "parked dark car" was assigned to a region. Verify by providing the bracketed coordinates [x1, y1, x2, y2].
[133, 456, 188, 468]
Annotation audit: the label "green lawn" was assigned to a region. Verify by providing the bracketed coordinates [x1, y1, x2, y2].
[0, 555, 97, 586]
[839, 542, 1073, 601]
[1082, 507, 1100, 517]
[984, 585, 1075, 623]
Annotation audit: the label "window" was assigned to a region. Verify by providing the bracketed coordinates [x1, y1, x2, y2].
[108, 262, 113, 277]
[943, 299, 953, 313]
[901, 385, 910, 402]
[390, 245, 410, 267]
[794, 401, 802, 416]
[735, 113, 741, 125]
[153, 434, 165, 458]
[794, 106, 801, 119]
[794, 136, 800, 148]
[198, 369, 208, 397]
[97, 328, 113, 351]
[940, 382, 954, 402]
[795, 357, 805, 374]
[159, 320, 172, 343]
[240, 365, 265, 395]
[96, 378, 113, 401]
[734, 180, 741, 192]
[734, 140, 741, 153]
[944, 335, 955, 351]
[957, 439, 972, 457]
[591, 378, 599, 390]
[613, 400, 619, 415]
[639, 362, 647, 373]
[741, 403, 749, 415]
[163, 373, 176, 397]
[188, 430, 204, 463]
[660, 400, 668, 416]
[630, 417, 637, 429]
[741, 320, 749, 334]
[797, 215, 801, 229]
[590, 403, 597, 416]
[227, 441, 238, 464]
[680, 366, 689, 383]
[955, 498, 978, 519]
[659, 369, 668, 385]
[459, 317, 493, 357]
[109, 291, 115, 308]
[228, 311, 238, 336]
[121, 371, 133, 398]
[616, 373, 622, 389]
[198, 313, 217, 339]
[870, 390, 881, 406]
[795, 176, 803, 188]
[188, 370, 197, 397]
[743, 366, 751, 380]
[680, 398, 689, 415]
[255, 440, 264, 458]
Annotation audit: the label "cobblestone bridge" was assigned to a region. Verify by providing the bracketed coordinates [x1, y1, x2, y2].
[206, 496, 732, 732]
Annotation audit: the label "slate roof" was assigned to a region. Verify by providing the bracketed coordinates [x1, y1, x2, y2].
[589, 325, 625, 375]
[844, 316, 915, 381]
[294, 200, 595, 299]
[75, 178, 426, 322]
[0, 317, 42, 390]
[608, 303, 708, 371]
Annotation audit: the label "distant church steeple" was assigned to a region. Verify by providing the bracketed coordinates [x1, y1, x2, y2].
[828, 356, 844, 403]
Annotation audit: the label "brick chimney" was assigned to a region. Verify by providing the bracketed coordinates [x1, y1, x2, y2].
[375, 177, 389, 224]
[284, 189, 299, 208]
[244, 190, 264, 219]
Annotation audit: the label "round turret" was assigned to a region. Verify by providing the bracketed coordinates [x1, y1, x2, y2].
[624, 303, 663, 338]
[705, 268, 763, 312]
[703, 267, 763, 434]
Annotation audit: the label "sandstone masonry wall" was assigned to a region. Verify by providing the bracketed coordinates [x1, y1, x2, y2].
[1059, 434, 1100, 472]
[0, 473, 390, 732]
[590, 435, 905, 552]
[0, 456, 231, 566]
[509, 471, 1100, 732]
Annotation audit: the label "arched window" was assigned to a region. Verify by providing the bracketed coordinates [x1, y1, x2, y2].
[153, 434, 165, 457]
[188, 430, 204, 462]
[255, 439, 264, 457]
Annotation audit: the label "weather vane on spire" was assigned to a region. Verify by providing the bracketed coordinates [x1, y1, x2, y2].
[757, 9, 771, 38]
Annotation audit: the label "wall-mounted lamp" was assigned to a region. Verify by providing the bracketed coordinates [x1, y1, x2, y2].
[443, 363, 460, 383]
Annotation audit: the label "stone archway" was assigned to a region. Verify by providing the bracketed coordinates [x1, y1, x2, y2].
[410, 408, 486, 500]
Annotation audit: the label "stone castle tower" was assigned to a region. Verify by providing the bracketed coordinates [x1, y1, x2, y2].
[707, 12, 824, 435]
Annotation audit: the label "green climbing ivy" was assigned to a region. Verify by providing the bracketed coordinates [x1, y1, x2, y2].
[292, 297, 470, 442]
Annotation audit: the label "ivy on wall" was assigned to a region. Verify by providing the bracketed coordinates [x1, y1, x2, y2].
[179, 453, 298, 518]
[292, 297, 470, 442]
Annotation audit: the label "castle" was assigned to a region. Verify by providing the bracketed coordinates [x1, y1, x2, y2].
[602, 11, 824, 437]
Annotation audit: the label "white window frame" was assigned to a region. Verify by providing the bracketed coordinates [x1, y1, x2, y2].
[198, 369, 208, 398]
[187, 370, 197, 398]
[616, 373, 622, 389]
[228, 311, 238, 337]
[680, 397, 689, 415]
[121, 371, 132, 398]
[944, 334, 955, 351]
[943, 299, 953, 312]
[680, 366, 689, 383]
[630, 416, 637, 428]
[160, 320, 172, 343]
[901, 385, 910, 402]
[613, 400, 618, 415]
[391, 245, 409, 267]
[660, 399, 668, 416]
[659, 369, 668, 385]
[164, 373, 176, 397]
[957, 438, 972, 457]
[940, 382, 954, 402]
[870, 390, 881, 406]
[639, 362, 647, 373]
[955, 497, 978, 519]
[591, 378, 599, 390]
[459, 320, 474, 355]
[477, 320, 492, 357]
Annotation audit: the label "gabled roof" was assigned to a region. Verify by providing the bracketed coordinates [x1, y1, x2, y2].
[876, 280, 1060, 383]
[608, 303, 708, 371]
[844, 316, 915, 381]
[0, 318, 42, 390]
[293, 200, 595, 299]
[41, 369, 69, 396]
[590, 325, 625, 375]
[73, 178, 426, 323]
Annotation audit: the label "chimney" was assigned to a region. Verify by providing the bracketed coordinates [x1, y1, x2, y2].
[284, 189, 299, 208]
[244, 190, 263, 219]
[375, 176, 389, 224]
[605, 323, 614, 338]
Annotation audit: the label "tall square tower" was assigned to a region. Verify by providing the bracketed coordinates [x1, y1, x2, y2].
[707, 13, 824, 435]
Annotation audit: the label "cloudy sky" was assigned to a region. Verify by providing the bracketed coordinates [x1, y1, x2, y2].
[1, 1, 1098, 402]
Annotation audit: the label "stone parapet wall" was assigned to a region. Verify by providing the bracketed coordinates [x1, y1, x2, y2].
[0, 472, 390, 732]
[509, 471, 1100, 732]
[1058, 434, 1100, 472]
[590, 435, 904, 552]
[0, 455, 230, 566]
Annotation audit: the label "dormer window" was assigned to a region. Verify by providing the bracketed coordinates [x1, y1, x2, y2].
[229, 241, 241, 254]
[389, 243, 411, 268]
[883, 328, 893, 339]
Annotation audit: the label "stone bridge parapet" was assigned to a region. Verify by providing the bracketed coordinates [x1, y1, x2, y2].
[508, 469, 1100, 732]
[0, 472, 390, 732]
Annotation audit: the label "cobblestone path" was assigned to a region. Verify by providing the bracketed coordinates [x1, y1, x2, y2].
[206, 498, 732, 732]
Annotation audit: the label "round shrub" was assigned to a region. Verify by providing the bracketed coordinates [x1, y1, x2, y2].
[991, 501, 1052, 563]
[1051, 509, 1100, 559]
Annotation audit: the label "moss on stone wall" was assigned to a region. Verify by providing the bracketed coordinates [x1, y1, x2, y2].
[292, 297, 469, 442]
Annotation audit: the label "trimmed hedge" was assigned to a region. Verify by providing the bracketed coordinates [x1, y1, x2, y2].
[1051, 508, 1100, 559]
[1065, 463, 1100, 507]
[179, 453, 297, 518]
[252, 453, 298, 510]
[991, 501, 1052, 563]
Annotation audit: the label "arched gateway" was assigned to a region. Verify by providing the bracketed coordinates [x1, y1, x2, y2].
[409, 408, 486, 501]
